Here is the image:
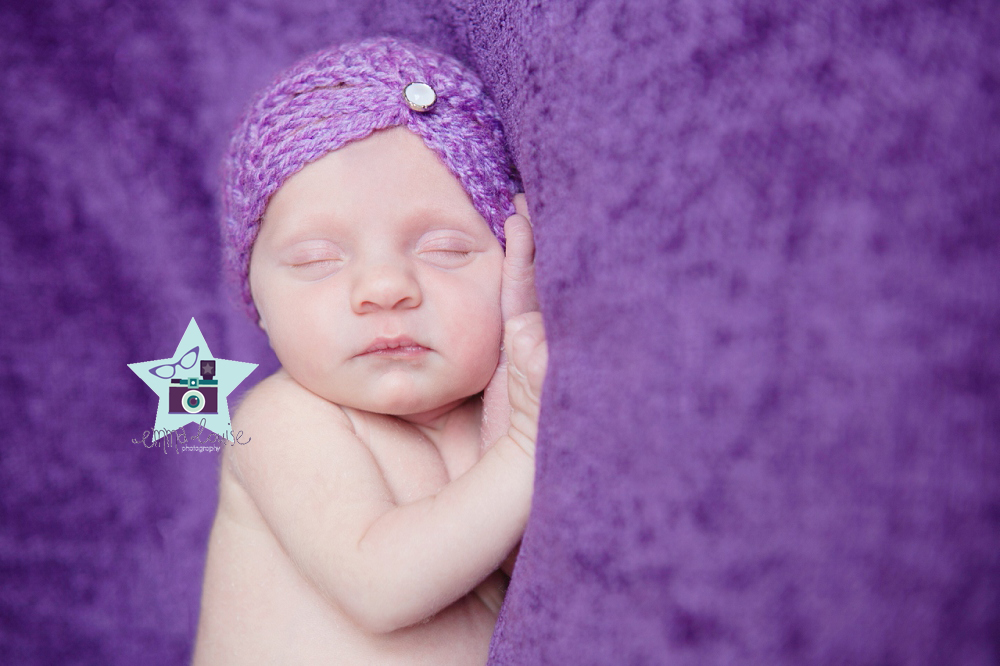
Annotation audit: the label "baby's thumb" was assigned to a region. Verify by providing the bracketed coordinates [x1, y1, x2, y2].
[505, 312, 542, 368]
[505, 312, 547, 401]
[504, 311, 534, 342]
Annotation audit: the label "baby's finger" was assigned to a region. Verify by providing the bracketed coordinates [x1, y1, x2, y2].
[504, 213, 535, 275]
[505, 312, 547, 403]
[501, 213, 538, 320]
[504, 311, 542, 348]
[524, 338, 548, 399]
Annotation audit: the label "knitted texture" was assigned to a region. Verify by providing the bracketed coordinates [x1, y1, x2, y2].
[221, 36, 520, 320]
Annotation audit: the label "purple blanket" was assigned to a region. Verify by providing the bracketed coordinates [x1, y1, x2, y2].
[2, 1, 997, 664]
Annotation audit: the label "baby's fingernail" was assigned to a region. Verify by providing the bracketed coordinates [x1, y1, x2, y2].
[506, 317, 528, 336]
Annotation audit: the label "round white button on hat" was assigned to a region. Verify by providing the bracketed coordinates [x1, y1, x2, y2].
[403, 82, 437, 112]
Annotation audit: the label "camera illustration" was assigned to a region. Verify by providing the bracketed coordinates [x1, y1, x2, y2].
[168, 359, 219, 415]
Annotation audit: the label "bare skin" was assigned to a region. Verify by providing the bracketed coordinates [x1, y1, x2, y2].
[193, 127, 547, 665]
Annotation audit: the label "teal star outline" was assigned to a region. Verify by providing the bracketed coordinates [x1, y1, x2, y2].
[128, 318, 257, 440]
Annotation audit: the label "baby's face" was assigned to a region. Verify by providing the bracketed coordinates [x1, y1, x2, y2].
[249, 126, 504, 419]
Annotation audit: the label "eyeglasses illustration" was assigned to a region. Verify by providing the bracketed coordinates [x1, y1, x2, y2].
[149, 346, 199, 380]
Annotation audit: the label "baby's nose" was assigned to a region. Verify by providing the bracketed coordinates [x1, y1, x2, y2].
[350, 261, 422, 313]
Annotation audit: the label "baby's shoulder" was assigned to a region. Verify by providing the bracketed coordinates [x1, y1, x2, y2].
[225, 369, 365, 492]
[233, 368, 355, 436]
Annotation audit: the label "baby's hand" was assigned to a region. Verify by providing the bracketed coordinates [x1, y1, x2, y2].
[480, 193, 539, 452]
[503, 311, 547, 459]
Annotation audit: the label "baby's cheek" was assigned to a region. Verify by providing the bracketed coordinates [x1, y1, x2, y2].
[269, 311, 328, 377]
[456, 309, 502, 386]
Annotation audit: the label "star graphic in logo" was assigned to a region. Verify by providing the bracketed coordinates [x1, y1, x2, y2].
[128, 318, 257, 439]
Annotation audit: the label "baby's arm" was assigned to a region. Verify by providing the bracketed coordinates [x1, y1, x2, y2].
[481, 193, 540, 575]
[228, 334, 545, 634]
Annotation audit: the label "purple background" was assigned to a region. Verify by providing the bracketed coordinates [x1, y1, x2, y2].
[2, 1, 998, 664]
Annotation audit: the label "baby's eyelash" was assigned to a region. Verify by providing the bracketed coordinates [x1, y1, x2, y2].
[287, 257, 343, 282]
[290, 255, 343, 266]
[288, 258, 343, 276]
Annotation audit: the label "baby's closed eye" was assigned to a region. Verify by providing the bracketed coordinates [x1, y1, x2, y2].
[284, 242, 346, 280]
[419, 248, 472, 267]
[417, 234, 477, 268]
[292, 259, 344, 280]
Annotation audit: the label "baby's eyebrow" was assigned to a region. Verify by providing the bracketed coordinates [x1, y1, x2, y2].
[264, 206, 487, 249]
[405, 203, 486, 230]
[269, 229, 344, 250]
[266, 212, 349, 243]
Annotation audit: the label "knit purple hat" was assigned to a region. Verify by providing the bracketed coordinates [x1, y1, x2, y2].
[221, 36, 520, 320]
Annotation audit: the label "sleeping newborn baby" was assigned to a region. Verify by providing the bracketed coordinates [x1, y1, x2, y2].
[193, 37, 547, 664]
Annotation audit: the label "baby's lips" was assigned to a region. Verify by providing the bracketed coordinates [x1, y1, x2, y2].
[358, 334, 428, 355]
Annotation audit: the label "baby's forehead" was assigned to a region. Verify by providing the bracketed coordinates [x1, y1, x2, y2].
[260, 131, 491, 238]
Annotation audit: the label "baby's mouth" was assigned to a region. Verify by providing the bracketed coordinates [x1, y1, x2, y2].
[359, 335, 430, 357]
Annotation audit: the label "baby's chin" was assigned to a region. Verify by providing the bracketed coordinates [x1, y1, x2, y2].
[330, 378, 488, 423]
[284, 362, 492, 421]
[283, 368, 462, 409]
[347, 390, 481, 421]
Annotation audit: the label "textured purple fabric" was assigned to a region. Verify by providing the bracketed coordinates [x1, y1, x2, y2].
[1, 2, 998, 665]
[222, 35, 519, 321]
